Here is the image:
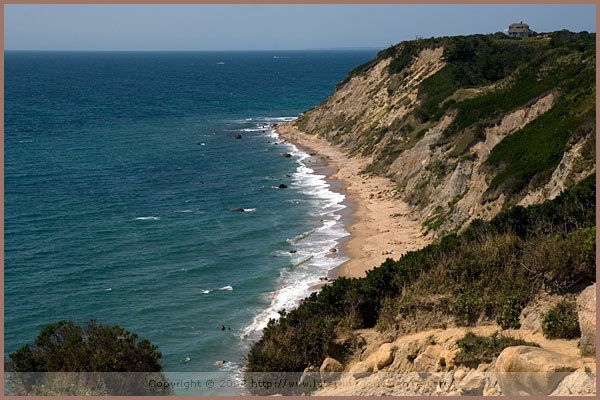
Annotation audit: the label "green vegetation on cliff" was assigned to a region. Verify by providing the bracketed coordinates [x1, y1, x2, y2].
[541, 301, 582, 340]
[247, 174, 595, 374]
[299, 31, 595, 206]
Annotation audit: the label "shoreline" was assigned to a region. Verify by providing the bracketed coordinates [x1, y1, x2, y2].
[281, 136, 353, 290]
[275, 122, 429, 279]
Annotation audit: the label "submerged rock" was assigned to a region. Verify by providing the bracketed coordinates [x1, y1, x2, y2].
[282, 153, 292, 157]
[234, 134, 242, 139]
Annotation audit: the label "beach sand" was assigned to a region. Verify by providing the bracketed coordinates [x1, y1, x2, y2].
[275, 123, 429, 279]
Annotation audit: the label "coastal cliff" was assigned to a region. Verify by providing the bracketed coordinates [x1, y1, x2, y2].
[246, 30, 596, 396]
[292, 30, 595, 237]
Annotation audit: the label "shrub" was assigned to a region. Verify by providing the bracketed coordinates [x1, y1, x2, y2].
[455, 331, 539, 366]
[496, 295, 525, 330]
[247, 175, 595, 375]
[6, 320, 169, 396]
[542, 301, 581, 339]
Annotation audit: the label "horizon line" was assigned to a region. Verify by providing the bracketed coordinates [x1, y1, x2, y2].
[4, 47, 385, 52]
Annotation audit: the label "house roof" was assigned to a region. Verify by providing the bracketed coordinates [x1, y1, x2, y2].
[509, 22, 529, 28]
[508, 21, 532, 32]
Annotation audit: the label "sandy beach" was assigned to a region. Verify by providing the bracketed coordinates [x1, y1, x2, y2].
[275, 123, 429, 278]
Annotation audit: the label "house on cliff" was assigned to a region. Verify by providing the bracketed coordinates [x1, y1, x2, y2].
[507, 21, 535, 37]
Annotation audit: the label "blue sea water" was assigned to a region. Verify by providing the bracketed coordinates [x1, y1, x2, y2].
[4, 50, 377, 394]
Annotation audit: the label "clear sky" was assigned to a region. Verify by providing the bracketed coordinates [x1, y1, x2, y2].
[4, 4, 596, 51]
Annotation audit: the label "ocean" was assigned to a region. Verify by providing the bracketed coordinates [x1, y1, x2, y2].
[4, 50, 377, 394]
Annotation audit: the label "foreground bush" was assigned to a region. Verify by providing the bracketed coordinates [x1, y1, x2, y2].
[6, 319, 170, 395]
[542, 301, 581, 340]
[455, 331, 539, 367]
[247, 174, 595, 377]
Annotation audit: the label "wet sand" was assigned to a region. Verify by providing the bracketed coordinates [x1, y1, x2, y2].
[275, 123, 428, 279]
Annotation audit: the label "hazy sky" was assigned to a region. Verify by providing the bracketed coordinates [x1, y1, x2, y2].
[5, 4, 596, 51]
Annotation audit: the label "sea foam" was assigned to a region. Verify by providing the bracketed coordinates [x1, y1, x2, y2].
[240, 119, 349, 339]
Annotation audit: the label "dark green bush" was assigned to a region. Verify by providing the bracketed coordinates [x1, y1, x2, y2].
[6, 320, 169, 396]
[455, 331, 539, 366]
[496, 295, 525, 330]
[542, 301, 581, 339]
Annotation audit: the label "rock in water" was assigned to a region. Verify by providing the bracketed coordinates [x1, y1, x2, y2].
[234, 134, 242, 139]
[230, 208, 245, 212]
[577, 283, 596, 356]
[278, 184, 288, 189]
[495, 346, 582, 396]
[282, 153, 292, 158]
[329, 248, 337, 253]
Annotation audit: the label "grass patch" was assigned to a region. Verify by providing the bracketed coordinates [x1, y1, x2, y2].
[486, 67, 595, 193]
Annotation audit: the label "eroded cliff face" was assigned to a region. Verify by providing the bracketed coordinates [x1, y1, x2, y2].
[291, 37, 595, 236]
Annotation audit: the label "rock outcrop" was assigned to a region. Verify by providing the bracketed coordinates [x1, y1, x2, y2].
[320, 357, 343, 382]
[313, 326, 595, 396]
[577, 283, 596, 356]
[551, 371, 596, 396]
[495, 346, 582, 396]
[413, 345, 442, 373]
[373, 343, 396, 370]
